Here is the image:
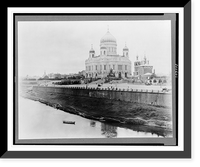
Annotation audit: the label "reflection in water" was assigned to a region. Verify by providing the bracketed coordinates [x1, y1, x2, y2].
[105, 122, 172, 137]
[90, 121, 96, 127]
[101, 123, 117, 138]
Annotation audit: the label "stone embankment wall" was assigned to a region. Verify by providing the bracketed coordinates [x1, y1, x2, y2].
[32, 86, 172, 108]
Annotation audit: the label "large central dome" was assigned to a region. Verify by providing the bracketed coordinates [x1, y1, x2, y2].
[100, 30, 116, 43]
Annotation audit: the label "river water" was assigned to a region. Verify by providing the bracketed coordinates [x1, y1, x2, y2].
[18, 96, 165, 139]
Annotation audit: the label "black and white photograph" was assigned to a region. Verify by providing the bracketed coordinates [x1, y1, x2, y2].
[16, 15, 175, 143]
[2, 2, 193, 160]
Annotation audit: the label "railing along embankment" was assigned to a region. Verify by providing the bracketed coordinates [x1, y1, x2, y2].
[32, 86, 172, 108]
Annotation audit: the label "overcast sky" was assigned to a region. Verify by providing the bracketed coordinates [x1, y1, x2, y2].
[18, 20, 171, 77]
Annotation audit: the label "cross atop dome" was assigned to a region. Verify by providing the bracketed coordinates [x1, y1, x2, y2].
[89, 44, 95, 53]
[123, 42, 129, 51]
[136, 54, 139, 60]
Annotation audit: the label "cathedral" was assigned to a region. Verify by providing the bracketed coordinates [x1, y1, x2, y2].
[85, 29, 132, 79]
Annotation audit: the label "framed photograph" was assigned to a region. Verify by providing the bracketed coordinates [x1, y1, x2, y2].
[2, 2, 191, 158]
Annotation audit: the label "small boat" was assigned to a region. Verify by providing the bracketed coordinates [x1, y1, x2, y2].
[63, 121, 75, 124]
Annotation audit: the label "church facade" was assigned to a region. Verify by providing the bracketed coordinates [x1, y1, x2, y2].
[133, 55, 154, 82]
[85, 29, 132, 79]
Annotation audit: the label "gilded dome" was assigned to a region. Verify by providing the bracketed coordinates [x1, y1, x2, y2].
[100, 30, 116, 43]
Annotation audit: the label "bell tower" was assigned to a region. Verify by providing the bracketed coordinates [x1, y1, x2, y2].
[89, 44, 95, 58]
[123, 43, 129, 58]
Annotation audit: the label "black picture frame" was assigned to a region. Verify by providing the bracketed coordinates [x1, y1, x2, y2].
[2, 1, 191, 158]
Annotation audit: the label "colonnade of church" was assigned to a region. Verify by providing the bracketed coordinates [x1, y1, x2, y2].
[85, 63, 131, 78]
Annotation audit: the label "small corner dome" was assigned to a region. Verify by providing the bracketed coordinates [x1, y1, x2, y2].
[123, 44, 129, 51]
[100, 31, 116, 43]
[89, 45, 95, 53]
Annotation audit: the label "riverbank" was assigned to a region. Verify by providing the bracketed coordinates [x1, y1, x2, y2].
[21, 86, 172, 133]
[19, 96, 168, 139]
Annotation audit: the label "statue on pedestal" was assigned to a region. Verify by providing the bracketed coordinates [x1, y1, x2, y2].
[107, 68, 115, 78]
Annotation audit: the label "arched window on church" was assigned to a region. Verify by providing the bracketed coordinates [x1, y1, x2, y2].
[104, 51, 106, 55]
